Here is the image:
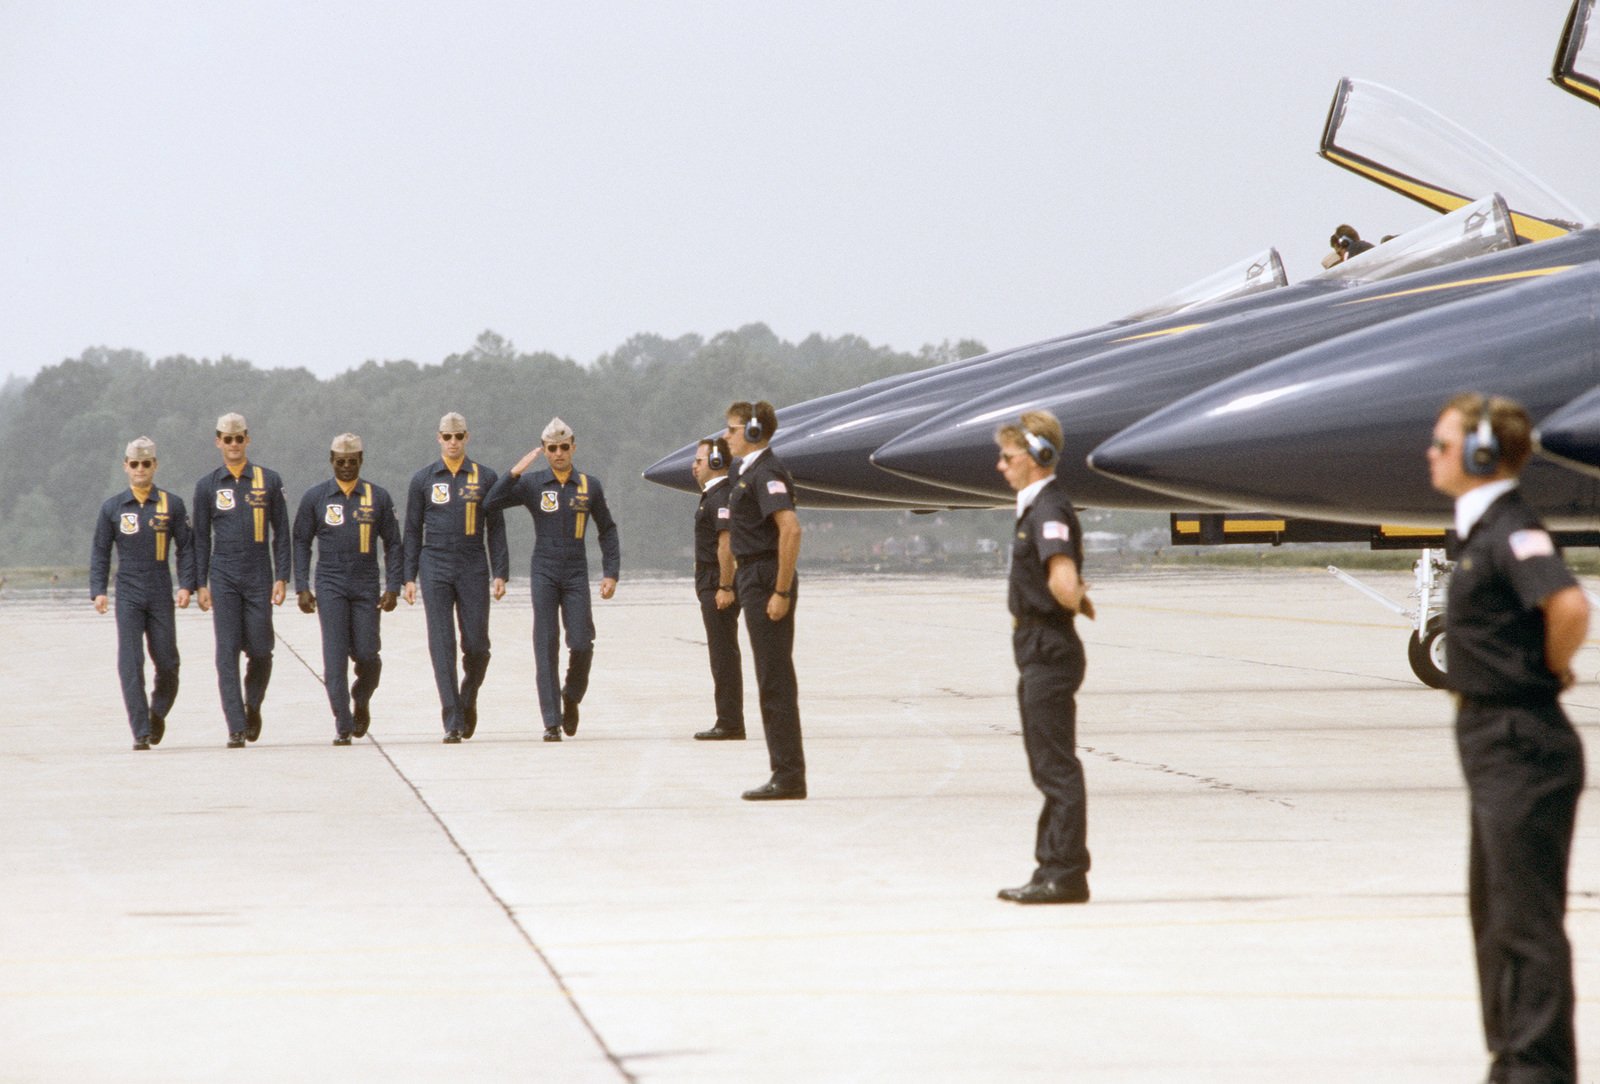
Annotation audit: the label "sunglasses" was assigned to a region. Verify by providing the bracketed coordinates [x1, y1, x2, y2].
[126, 459, 154, 469]
[440, 432, 466, 441]
[1429, 438, 1453, 452]
[220, 434, 247, 444]
[332, 456, 361, 466]
[998, 450, 1026, 463]
[545, 442, 571, 452]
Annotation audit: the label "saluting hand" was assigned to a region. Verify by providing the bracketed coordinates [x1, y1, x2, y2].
[510, 446, 544, 476]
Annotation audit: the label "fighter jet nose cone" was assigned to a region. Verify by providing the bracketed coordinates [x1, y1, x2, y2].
[642, 443, 699, 493]
[1087, 417, 1223, 500]
[1536, 389, 1600, 477]
[872, 424, 1003, 496]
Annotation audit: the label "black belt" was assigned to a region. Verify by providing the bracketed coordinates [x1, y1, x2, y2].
[735, 552, 777, 567]
[1013, 613, 1073, 631]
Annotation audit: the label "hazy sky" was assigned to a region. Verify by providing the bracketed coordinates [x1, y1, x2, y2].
[3, 1, 1595, 382]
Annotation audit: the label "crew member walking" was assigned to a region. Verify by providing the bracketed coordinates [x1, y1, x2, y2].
[691, 436, 744, 741]
[192, 412, 290, 748]
[722, 400, 806, 799]
[91, 437, 197, 750]
[293, 434, 404, 745]
[1428, 392, 1588, 1082]
[994, 410, 1094, 904]
[485, 417, 619, 742]
[403, 412, 508, 744]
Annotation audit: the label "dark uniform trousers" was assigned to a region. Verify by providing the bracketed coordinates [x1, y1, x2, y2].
[116, 584, 180, 739]
[735, 555, 803, 785]
[696, 568, 744, 730]
[317, 584, 382, 735]
[209, 562, 274, 732]
[1014, 622, 1089, 885]
[532, 560, 594, 726]
[1457, 696, 1584, 1082]
[420, 550, 492, 731]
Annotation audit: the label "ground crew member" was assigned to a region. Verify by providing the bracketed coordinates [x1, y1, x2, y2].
[403, 412, 508, 744]
[192, 412, 290, 749]
[293, 434, 404, 745]
[485, 417, 619, 742]
[1428, 392, 1588, 1082]
[722, 400, 805, 799]
[90, 437, 197, 750]
[691, 436, 744, 741]
[994, 410, 1094, 904]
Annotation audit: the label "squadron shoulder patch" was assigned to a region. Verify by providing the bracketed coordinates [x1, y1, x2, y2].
[1509, 529, 1555, 560]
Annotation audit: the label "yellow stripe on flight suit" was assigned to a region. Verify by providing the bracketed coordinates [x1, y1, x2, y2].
[252, 466, 266, 542]
[464, 464, 478, 536]
[574, 474, 588, 539]
[359, 483, 373, 554]
[155, 491, 169, 562]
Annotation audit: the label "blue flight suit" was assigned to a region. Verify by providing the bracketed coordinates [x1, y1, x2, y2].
[293, 478, 404, 738]
[404, 458, 509, 735]
[485, 466, 620, 731]
[90, 487, 197, 741]
[193, 462, 290, 740]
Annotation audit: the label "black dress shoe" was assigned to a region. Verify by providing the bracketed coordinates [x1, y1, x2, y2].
[543, 727, 562, 742]
[461, 702, 477, 740]
[245, 705, 263, 742]
[997, 879, 1090, 905]
[332, 735, 352, 746]
[742, 779, 806, 801]
[694, 725, 746, 741]
[352, 702, 370, 738]
[443, 731, 462, 745]
[561, 694, 579, 736]
[227, 735, 246, 749]
[149, 714, 165, 746]
[132, 740, 151, 751]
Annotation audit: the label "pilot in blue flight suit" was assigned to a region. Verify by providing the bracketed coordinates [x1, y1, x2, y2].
[293, 433, 404, 745]
[403, 412, 509, 744]
[192, 412, 290, 749]
[90, 436, 198, 750]
[485, 417, 620, 742]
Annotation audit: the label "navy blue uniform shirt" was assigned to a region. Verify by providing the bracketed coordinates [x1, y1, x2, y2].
[693, 476, 733, 592]
[1445, 487, 1578, 701]
[727, 451, 796, 559]
[90, 487, 198, 598]
[403, 458, 510, 581]
[485, 466, 620, 579]
[292, 478, 405, 595]
[1009, 475, 1085, 625]
[192, 462, 290, 583]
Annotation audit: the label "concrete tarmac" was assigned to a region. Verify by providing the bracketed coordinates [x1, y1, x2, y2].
[2, 568, 1596, 1082]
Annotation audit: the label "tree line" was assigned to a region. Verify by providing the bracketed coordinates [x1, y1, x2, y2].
[0, 326, 997, 575]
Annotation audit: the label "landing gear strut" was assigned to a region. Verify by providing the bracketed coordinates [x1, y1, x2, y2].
[1328, 547, 1450, 688]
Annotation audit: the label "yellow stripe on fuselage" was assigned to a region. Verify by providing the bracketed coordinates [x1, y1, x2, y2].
[1110, 323, 1208, 344]
[1336, 265, 1577, 307]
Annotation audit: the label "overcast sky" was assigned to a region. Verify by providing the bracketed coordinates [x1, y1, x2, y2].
[3, 1, 1595, 382]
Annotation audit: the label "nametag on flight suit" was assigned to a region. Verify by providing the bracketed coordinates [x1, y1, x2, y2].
[325, 504, 345, 526]
[216, 489, 236, 511]
[571, 494, 590, 513]
[540, 491, 559, 512]
[460, 483, 482, 502]
[352, 506, 376, 524]
[120, 513, 140, 534]
[432, 483, 451, 504]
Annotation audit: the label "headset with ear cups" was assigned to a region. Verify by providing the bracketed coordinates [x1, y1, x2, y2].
[743, 415, 765, 444]
[1462, 398, 1501, 476]
[706, 440, 727, 471]
[1023, 428, 1058, 468]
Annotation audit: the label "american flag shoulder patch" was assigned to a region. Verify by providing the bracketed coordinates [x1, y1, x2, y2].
[716, 507, 730, 520]
[1509, 529, 1555, 560]
[767, 479, 788, 495]
[1041, 521, 1070, 541]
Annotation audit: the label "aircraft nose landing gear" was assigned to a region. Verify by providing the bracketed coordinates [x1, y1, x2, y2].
[1329, 547, 1450, 688]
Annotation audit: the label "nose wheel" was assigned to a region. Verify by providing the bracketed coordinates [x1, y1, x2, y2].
[1407, 616, 1448, 688]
